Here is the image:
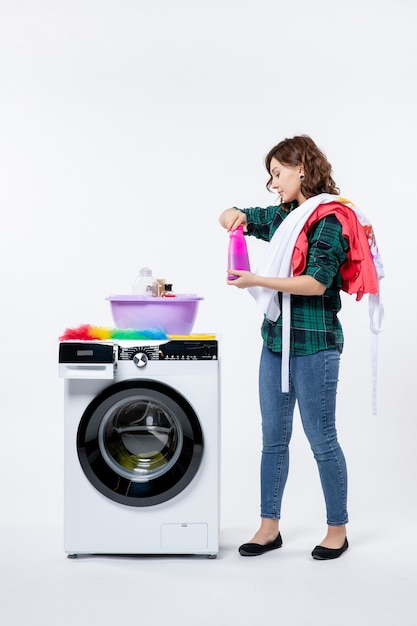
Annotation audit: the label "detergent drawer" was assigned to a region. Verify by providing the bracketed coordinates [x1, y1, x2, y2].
[59, 342, 115, 380]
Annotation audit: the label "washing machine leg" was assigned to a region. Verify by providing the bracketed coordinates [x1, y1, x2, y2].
[67, 553, 78, 559]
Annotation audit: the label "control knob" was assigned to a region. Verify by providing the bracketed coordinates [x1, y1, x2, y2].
[133, 352, 148, 368]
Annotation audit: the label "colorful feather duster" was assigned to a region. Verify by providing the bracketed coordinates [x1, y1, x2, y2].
[59, 324, 168, 341]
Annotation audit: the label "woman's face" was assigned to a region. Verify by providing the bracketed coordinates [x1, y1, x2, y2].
[269, 157, 306, 205]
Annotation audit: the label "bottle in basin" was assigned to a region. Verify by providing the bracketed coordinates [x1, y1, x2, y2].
[228, 225, 250, 280]
[132, 267, 159, 296]
[161, 283, 176, 298]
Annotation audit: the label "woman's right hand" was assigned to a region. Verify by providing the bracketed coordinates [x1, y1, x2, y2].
[219, 208, 248, 232]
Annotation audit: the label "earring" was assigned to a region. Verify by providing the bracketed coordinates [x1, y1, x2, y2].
[299, 174, 305, 181]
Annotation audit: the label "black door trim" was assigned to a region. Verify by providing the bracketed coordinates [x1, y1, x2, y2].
[77, 379, 203, 507]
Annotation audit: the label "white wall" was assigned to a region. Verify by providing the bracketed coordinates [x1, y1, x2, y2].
[0, 0, 414, 532]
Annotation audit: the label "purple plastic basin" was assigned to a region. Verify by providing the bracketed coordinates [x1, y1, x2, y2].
[108, 294, 204, 334]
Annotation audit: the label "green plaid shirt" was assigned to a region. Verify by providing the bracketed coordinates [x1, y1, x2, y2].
[240, 203, 350, 355]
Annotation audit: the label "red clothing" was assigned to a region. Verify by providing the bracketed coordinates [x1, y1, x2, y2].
[292, 201, 379, 300]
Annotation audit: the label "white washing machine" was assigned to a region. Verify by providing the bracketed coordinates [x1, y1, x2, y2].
[59, 338, 220, 558]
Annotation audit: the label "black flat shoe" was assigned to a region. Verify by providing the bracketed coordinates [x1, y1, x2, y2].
[311, 537, 349, 560]
[239, 533, 283, 556]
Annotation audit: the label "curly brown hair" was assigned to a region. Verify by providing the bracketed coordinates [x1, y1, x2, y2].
[265, 135, 339, 205]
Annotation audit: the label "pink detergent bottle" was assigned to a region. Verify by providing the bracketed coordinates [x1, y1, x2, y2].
[228, 225, 250, 280]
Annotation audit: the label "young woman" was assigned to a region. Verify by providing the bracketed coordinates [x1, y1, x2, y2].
[219, 135, 363, 560]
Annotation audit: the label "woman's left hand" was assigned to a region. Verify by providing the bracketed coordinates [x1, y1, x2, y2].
[226, 269, 256, 289]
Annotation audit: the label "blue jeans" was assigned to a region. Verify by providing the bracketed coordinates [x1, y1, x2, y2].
[258, 345, 348, 526]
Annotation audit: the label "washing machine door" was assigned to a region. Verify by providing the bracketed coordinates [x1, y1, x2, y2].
[77, 379, 203, 506]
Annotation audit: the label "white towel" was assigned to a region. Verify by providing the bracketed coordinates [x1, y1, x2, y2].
[247, 194, 384, 413]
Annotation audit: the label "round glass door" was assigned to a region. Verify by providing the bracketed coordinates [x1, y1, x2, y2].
[77, 379, 203, 506]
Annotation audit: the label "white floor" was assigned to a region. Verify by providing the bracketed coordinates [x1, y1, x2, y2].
[2, 520, 416, 626]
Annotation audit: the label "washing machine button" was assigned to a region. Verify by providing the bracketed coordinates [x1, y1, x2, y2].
[133, 352, 148, 368]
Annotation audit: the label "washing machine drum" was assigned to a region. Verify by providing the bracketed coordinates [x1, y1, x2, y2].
[77, 379, 203, 506]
